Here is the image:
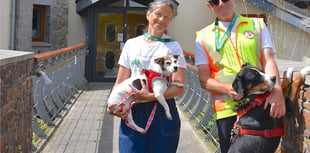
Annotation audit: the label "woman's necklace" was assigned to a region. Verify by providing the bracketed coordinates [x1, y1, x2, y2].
[144, 33, 175, 42]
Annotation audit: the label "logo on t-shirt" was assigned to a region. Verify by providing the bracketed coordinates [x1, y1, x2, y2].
[131, 58, 141, 68]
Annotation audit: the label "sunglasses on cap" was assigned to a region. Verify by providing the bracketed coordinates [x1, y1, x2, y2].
[208, 0, 230, 7]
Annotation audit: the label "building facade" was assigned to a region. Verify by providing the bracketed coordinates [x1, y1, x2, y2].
[0, 0, 309, 82]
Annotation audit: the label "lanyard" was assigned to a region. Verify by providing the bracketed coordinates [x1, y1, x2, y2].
[144, 33, 175, 42]
[215, 14, 237, 51]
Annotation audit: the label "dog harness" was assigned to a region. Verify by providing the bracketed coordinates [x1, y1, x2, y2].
[141, 69, 170, 92]
[121, 69, 170, 134]
[232, 90, 284, 138]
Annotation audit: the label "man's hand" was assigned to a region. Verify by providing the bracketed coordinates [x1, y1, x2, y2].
[107, 103, 129, 120]
[264, 88, 286, 118]
[229, 86, 243, 101]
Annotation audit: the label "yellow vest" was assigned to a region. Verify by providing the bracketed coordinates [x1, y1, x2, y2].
[196, 14, 264, 120]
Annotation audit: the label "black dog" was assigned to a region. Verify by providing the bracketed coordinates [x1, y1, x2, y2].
[228, 63, 310, 153]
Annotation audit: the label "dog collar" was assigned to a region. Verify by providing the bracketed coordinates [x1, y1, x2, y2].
[236, 90, 271, 117]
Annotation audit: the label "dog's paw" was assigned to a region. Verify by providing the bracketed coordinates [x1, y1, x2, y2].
[166, 113, 173, 120]
[135, 127, 145, 133]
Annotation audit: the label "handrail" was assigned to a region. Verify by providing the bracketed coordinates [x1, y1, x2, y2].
[32, 44, 88, 152]
[34, 43, 87, 62]
[179, 50, 220, 152]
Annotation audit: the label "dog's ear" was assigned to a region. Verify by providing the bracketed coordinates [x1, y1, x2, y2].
[232, 75, 244, 95]
[154, 57, 164, 66]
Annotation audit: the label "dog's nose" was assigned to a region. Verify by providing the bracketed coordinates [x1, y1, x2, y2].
[173, 67, 178, 71]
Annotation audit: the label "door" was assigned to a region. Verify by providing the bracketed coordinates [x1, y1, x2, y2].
[95, 11, 147, 81]
[96, 13, 123, 80]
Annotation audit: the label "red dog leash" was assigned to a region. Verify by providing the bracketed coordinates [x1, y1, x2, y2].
[121, 69, 171, 134]
[232, 90, 284, 138]
[119, 87, 158, 134]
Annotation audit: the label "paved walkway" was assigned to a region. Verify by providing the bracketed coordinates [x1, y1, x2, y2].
[41, 82, 210, 153]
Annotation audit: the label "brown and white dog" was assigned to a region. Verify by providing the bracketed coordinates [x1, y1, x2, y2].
[107, 55, 183, 133]
[228, 63, 310, 153]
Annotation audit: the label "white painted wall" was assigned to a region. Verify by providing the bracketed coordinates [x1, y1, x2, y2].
[168, 0, 214, 52]
[67, 0, 87, 46]
[0, 1, 12, 50]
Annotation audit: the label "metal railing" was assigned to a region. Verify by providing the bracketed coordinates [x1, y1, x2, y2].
[31, 43, 88, 152]
[176, 50, 220, 153]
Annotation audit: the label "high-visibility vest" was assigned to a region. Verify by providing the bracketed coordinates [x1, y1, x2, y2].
[196, 14, 264, 120]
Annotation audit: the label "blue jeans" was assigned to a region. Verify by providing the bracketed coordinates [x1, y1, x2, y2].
[119, 99, 180, 153]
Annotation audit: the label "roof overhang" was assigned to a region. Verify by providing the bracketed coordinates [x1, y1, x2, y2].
[76, 0, 178, 13]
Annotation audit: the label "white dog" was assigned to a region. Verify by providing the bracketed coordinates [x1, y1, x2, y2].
[107, 55, 184, 133]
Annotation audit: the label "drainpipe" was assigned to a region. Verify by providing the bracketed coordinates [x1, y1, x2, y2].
[10, 0, 16, 50]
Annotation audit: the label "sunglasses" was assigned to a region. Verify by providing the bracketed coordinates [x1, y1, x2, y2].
[208, 0, 230, 7]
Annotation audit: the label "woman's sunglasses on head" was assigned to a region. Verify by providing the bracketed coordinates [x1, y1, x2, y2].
[208, 0, 230, 7]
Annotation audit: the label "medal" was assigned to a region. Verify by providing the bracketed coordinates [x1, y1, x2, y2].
[210, 51, 222, 63]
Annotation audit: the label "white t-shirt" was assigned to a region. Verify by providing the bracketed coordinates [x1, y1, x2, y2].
[119, 34, 187, 78]
[195, 17, 275, 66]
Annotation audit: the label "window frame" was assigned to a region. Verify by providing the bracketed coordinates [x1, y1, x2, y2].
[241, 14, 267, 25]
[32, 5, 45, 41]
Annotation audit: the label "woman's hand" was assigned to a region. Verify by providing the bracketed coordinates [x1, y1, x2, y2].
[130, 80, 155, 103]
[107, 103, 129, 120]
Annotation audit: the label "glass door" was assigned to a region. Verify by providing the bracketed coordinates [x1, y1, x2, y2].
[95, 10, 147, 81]
[96, 13, 123, 79]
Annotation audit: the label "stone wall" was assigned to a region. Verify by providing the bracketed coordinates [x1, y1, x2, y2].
[15, 0, 69, 53]
[0, 51, 34, 153]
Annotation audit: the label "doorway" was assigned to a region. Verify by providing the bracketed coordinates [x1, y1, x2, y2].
[94, 10, 147, 81]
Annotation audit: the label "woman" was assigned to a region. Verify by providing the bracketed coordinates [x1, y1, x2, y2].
[107, 0, 186, 153]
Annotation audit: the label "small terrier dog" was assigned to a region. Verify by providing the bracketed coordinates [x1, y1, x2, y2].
[108, 55, 183, 133]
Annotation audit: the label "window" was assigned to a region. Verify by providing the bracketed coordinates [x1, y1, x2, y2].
[135, 24, 146, 36]
[106, 24, 116, 43]
[241, 14, 267, 25]
[32, 5, 45, 41]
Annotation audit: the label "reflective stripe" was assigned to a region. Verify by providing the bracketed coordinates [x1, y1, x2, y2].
[213, 101, 226, 112]
[214, 108, 237, 120]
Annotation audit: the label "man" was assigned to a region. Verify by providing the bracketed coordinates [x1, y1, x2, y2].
[194, 0, 285, 152]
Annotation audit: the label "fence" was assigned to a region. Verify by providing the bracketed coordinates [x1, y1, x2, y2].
[176, 50, 220, 153]
[31, 43, 88, 152]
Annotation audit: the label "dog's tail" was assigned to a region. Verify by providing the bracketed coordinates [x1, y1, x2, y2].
[301, 66, 310, 79]
[282, 67, 294, 96]
[286, 66, 310, 126]
[286, 67, 294, 80]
